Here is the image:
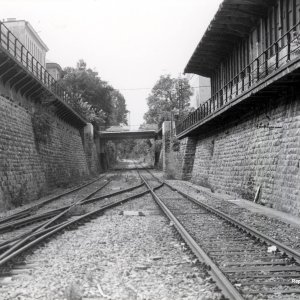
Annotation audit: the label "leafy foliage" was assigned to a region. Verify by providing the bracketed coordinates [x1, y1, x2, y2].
[144, 74, 193, 126]
[172, 137, 180, 152]
[59, 60, 128, 128]
[69, 95, 106, 124]
[109, 90, 128, 125]
[32, 109, 52, 145]
[113, 138, 154, 160]
[139, 123, 158, 130]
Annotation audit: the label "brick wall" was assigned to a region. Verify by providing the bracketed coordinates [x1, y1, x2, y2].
[0, 93, 99, 209]
[190, 89, 300, 216]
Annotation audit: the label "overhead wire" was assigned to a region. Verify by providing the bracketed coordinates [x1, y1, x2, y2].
[118, 85, 210, 91]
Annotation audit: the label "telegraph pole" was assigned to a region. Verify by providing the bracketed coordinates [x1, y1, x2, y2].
[177, 79, 183, 122]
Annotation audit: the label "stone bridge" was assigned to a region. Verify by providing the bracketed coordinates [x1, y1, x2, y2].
[98, 129, 158, 141]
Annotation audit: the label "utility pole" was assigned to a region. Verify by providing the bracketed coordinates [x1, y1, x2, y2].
[170, 111, 173, 145]
[177, 80, 183, 122]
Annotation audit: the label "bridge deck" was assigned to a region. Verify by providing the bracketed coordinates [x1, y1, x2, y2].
[99, 130, 157, 140]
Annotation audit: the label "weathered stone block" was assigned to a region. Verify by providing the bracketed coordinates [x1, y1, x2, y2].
[0, 92, 100, 210]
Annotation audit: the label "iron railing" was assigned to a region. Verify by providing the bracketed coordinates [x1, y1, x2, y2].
[0, 21, 77, 112]
[177, 21, 300, 135]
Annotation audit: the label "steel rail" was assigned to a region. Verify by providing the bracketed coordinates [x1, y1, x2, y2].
[163, 181, 300, 263]
[0, 179, 110, 233]
[34, 180, 112, 232]
[0, 174, 106, 225]
[120, 168, 300, 297]
[0, 180, 151, 254]
[0, 188, 152, 267]
[111, 167, 153, 171]
[139, 173, 244, 300]
[83, 182, 145, 204]
[0, 180, 110, 260]
[0, 210, 62, 232]
[145, 169, 300, 262]
[0, 180, 143, 236]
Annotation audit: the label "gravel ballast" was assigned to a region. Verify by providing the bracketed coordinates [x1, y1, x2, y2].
[0, 176, 222, 300]
[166, 180, 300, 253]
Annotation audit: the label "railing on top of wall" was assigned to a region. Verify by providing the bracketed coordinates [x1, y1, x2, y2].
[177, 21, 300, 136]
[0, 21, 76, 110]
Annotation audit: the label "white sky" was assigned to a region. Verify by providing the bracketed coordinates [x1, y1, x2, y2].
[1, 0, 222, 126]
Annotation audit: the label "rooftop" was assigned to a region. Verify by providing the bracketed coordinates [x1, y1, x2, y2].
[184, 0, 275, 77]
[3, 19, 49, 51]
[46, 62, 63, 71]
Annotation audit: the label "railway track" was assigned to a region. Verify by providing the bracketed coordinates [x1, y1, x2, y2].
[0, 172, 152, 269]
[137, 169, 300, 300]
[0, 175, 106, 225]
[0, 175, 111, 251]
[2, 165, 299, 299]
[0, 174, 108, 229]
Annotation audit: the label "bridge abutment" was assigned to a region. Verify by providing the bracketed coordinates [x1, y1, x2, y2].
[160, 121, 196, 180]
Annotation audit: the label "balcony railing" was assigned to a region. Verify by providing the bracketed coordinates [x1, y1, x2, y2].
[0, 21, 79, 115]
[177, 21, 300, 136]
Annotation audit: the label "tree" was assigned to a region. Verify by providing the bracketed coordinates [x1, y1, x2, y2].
[59, 60, 128, 128]
[109, 90, 128, 125]
[144, 75, 193, 126]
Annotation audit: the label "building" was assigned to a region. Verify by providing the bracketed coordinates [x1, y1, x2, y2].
[174, 0, 300, 215]
[3, 18, 48, 67]
[187, 75, 211, 107]
[46, 62, 62, 81]
[179, 0, 300, 135]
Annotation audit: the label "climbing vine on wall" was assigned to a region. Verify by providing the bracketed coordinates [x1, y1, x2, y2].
[32, 109, 52, 145]
[172, 137, 180, 152]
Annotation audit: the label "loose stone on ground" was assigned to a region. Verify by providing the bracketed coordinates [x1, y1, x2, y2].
[0, 181, 221, 300]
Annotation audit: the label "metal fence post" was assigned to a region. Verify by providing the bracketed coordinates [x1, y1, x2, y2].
[7, 31, 10, 51]
[256, 58, 260, 81]
[275, 42, 279, 69]
[287, 32, 291, 61]
[265, 51, 268, 76]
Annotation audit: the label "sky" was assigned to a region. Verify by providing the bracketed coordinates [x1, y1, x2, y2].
[1, 0, 222, 127]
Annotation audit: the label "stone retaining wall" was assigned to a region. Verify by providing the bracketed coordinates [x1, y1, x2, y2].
[0, 91, 100, 209]
[190, 90, 300, 216]
[160, 123, 196, 180]
[179, 137, 196, 180]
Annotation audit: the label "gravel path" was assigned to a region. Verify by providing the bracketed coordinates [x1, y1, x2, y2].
[0, 185, 222, 300]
